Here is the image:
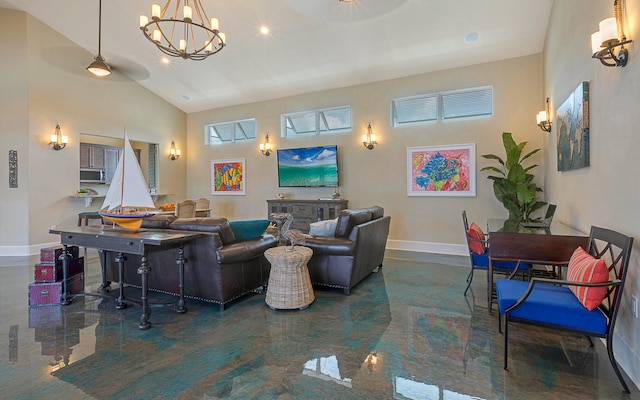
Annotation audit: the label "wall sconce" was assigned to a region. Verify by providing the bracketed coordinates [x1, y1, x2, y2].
[362, 123, 377, 150]
[260, 134, 272, 156]
[591, 0, 632, 67]
[169, 141, 180, 160]
[49, 124, 68, 150]
[536, 97, 552, 133]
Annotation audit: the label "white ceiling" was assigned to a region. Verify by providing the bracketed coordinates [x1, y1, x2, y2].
[0, 0, 553, 113]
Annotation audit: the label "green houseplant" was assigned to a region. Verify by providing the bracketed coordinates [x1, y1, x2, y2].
[481, 132, 546, 221]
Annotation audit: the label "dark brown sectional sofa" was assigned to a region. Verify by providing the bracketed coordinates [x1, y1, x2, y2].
[103, 216, 276, 310]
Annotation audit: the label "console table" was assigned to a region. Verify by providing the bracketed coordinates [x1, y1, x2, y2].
[267, 199, 348, 233]
[50, 226, 202, 329]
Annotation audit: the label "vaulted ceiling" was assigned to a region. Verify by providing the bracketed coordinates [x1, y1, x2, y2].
[0, 0, 553, 113]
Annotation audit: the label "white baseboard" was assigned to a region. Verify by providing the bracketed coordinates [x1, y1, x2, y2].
[386, 239, 467, 256]
[0, 241, 60, 257]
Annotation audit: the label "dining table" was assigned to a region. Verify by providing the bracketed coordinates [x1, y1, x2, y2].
[486, 219, 588, 313]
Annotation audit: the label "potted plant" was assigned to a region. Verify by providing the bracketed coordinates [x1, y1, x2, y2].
[481, 132, 546, 221]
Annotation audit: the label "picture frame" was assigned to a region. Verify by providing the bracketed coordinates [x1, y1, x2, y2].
[211, 158, 245, 195]
[556, 81, 589, 171]
[407, 143, 476, 197]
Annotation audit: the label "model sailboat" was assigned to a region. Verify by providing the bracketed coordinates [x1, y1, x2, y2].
[99, 131, 155, 231]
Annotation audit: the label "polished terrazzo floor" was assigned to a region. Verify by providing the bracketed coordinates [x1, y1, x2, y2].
[0, 250, 638, 400]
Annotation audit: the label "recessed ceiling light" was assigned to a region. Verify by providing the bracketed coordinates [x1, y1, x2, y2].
[260, 26, 269, 35]
[465, 32, 479, 43]
[161, 57, 170, 64]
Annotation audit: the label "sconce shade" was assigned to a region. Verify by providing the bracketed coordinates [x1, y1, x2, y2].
[260, 134, 272, 156]
[591, 0, 632, 67]
[362, 124, 377, 150]
[536, 98, 552, 133]
[169, 141, 180, 160]
[50, 124, 68, 150]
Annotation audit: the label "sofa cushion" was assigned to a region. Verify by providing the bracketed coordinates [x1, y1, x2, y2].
[566, 246, 609, 311]
[170, 218, 236, 245]
[142, 214, 177, 229]
[309, 218, 339, 237]
[334, 209, 372, 238]
[229, 219, 271, 242]
[366, 206, 384, 220]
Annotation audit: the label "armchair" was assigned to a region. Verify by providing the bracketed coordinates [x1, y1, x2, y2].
[496, 226, 634, 393]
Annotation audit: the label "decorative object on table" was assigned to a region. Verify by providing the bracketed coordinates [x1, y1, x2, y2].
[211, 158, 245, 195]
[278, 212, 305, 251]
[159, 203, 176, 211]
[407, 143, 476, 197]
[481, 132, 546, 221]
[139, 0, 226, 61]
[9, 150, 18, 188]
[332, 188, 341, 199]
[276, 192, 285, 200]
[99, 131, 156, 231]
[556, 82, 589, 171]
[590, 0, 632, 68]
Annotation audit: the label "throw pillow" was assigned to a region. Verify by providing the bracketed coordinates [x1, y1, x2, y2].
[566, 246, 610, 311]
[309, 218, 338, 237]
[229, 219, 270, 242]
[467, 222, 486, 255]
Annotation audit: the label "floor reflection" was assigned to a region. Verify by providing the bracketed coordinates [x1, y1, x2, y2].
[0, 250, 638, 399]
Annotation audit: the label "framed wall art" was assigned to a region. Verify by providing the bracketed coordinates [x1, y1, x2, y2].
[556, 81, 589, 171]
[211, 158, 245, 195]
[407, 143, 476, 197]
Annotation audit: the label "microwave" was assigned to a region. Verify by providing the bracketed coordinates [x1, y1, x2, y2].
[80, 169, 106, 183]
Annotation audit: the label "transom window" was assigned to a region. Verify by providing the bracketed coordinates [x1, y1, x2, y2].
[392, 86, 493, 127]
[204, 118, 256, 145]
[282, 106, 351, 137]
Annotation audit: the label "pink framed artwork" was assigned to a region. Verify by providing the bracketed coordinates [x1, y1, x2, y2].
[407, 144, 476, 197]
[211, 158, 245, 195]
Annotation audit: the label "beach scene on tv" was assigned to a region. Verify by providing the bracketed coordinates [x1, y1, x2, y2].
[277, 145, 339, 187]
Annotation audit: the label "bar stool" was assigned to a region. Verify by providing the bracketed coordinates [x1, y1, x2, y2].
[77, 211, 104, 226]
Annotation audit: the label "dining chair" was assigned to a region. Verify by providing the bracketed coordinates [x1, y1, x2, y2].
[462, 210, 530, 296]
[496, 226, 634, 393]
[175, 200, 196, 218]
[195, 197, 210, 217]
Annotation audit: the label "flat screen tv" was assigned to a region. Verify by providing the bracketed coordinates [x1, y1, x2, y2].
[277, 145, 339, 187]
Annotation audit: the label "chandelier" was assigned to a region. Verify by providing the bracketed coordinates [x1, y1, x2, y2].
[139, 1, 226, 61]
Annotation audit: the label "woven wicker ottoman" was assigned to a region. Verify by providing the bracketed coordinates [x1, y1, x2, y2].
[264, 246, 314, 310]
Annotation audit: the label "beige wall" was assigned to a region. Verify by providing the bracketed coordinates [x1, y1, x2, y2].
[544, 0, 640, 387]
[187, 54, 544, 253]
[0, 8, 187, 255]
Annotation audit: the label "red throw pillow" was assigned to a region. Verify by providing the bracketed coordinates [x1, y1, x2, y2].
[566, 246, 610, 311]
[467, 222, 486, 255]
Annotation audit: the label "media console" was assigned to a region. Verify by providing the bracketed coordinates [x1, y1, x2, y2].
[266, 199, 348, 233]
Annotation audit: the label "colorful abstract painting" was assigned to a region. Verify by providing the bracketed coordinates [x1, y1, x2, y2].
[557, 81, 589, 171]
[407, 144, 476, 196]
[211, 158, 245, 195]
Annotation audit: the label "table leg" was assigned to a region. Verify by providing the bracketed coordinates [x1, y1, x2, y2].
[59, 245, 72, 305]
[137, 255, 152, 330]
[97, 249, 111, 294]
[175, 246, 187, 313]
[115, 253, 128, 309]
[488, 258, 493, 314]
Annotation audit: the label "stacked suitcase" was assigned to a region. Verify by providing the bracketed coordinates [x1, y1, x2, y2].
[28, 245, 84, 306]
